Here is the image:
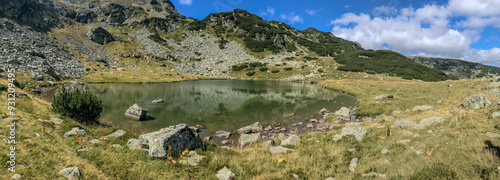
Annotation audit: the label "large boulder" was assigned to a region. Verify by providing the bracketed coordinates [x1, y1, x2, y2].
[280, 135, 300, 146]
[391, 119, 416, 129]
[139, 124, 202, 158]
[333, 127, 367, 142]
[239, 133, 260, 148]
[124, 104, 148, 120]
[412, 106, 433, 112]
[237, 122, 262, 134]
[103, 129, 126, 138]
[87, 27, 115, 45]
[214, 130, 231, 138]
[58, 166, 81, 179]
[334, 107, 350, 118]
[461, 95, 491, 110]
[419, 116, 447, 126]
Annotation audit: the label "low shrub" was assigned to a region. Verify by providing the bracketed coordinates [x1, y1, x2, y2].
[52, 87, 103, 124]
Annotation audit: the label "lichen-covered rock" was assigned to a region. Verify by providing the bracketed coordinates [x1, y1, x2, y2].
[237, 122, 262, 134]
[419, 116, 447, 126]
[127, 138, 143, 150]
[139, 124, 202, 158]
[51, 117, 63, 125]
[461, 95, 491, 110]
[412, 106, 433, 112]
[216, 166, 234, 180]
[391, 119, 416, 129]
[269, 146, 295, 154]
[124, 104, 148, 120]
[491, 112, 500, 118]
[58, 166, 81, 179]
[381, 147, 390, 154]
[179, 151, 206, 166]
[103, 129, 126, 138]
[333, 127, 367, 142]
[239, 133, 260, 148]
[412, 124, 426, 130]
[489, 89, 500, 96]
[262, 140, 275, 147]
[87, 27, 115, 45]
[214, 130, 231, 138]
[280, 135, 300, 146]
[63, 127, 86, 138]
[334, 107, 350, 118]
[349, 158, 358, 173]
[318, 108, 330, 116]
[374, 94, 388, 100]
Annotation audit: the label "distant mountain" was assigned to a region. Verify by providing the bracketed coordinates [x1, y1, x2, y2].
[408, 56, 500, 79]
[0, 0, 459, 81]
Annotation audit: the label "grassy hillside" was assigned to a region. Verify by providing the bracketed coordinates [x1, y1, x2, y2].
[409, 56, 500, 79]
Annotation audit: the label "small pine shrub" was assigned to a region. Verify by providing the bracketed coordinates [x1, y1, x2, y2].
[272, 70, 280, 73]
[246, 71, 256, 76]
[0, 84, 7, 91]
[317, 69, 324, 73]
[259, 67, 268, 71]
[52, 87, 103, 124]
[284, 67, 293, 71]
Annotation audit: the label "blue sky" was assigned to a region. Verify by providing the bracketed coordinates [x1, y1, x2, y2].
[174, 0, 500, 66]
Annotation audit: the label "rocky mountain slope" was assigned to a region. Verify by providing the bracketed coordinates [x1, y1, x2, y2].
[409, 56, 500, 79]
[0, 0, 491, 83]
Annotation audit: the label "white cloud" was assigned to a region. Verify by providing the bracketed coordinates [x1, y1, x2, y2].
[179, 0, 192, 6]
[331, 1, 500, 65]
[267, 7, 275, 15]
[345, 5, 350, 9]
[306, 9, 316, 15]
[281, 12, 303, 24]
[448, 0, 500, 16]
[373, 6, 398, 16]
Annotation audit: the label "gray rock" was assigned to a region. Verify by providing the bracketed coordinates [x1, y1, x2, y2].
[58, 166, 81, 179]
[214, 130, 231, 138]
[103, 129, 126, 138]
[461, 95, 491, 110]
[348, 148, 356, 153]
[349, 158, 358, 173]
[179, 151, 206, 166]
[412, 106, 433, 112]
[77, 148, 89, 152]
[334, 127, 367, 142]
[318, 108, 330, 116]
[481, 132, 500, 138]
[87, 27, 115, 45]
[489, 89, 500, 96]
[374, 94, 388, 100]
[264, 125, 272, 131]
[139, 124, 202, 158]
[269, 146, 295, 154]
[112, 144, 122, 148]
[127, 139, 143, 150]
[326, 178, 335, 180]
[90, 139, 100, 144]
[491, 112, 500, 118]
[239, 133, 260, 148]
[216, 166, 234, 180]
[237, 122, 262, 134]
[124, 104, 148, 120]
[280, 135, 300, 146]
[488, 82, 500, 89]
[63, 127, 86, 138]
[391, 119, 416, 129]
[10, 174, 21, 180]
[416, 149, 424, 155]
[381, 147, 390, 154]
[334, 107, 350, 118]
[402, 130, 414, 136]
[293, 174, 299, 179]
[51, 117, 63, 125]
[412, 124, 426, 130]
[397, 139, 411, 144]
[262, 140, 275, 147]
[419, 116, 447, 126]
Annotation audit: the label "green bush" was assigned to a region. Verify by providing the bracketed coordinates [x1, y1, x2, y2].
[284, 67, 293, 71]
[271, 70, 280, 73]
[0, 84, 7, 91]
[317, 69, 324, 73]
[259, 67, 268, 71]
[246, 71, 256, 76]
[52, 87, 103, 124]
[13, 80, 25, 89]
[475, 72, 487, 78]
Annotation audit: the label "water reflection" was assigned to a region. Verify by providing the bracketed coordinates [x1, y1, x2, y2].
[45, 80, 356, 134]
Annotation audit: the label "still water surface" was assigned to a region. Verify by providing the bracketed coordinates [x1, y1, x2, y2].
[44, 80, 356, 134]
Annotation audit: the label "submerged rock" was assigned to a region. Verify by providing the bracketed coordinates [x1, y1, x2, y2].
[124, 104, 148, 120]
[237, 122, 262, 134]
[139, 124, 202, 158]
[151, 99, 164, 104]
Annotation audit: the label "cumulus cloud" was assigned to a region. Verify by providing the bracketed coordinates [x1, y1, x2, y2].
[281, 12, 303, 24]
[179, 0, 192, 6]
[331, 1, 500, 64]
[448, 0, 500, 16]
[306, 9, 317, 15]
[261, 7, 275, 16]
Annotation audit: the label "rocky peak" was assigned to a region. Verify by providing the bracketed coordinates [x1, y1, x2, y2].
[0, 0, 62, 31]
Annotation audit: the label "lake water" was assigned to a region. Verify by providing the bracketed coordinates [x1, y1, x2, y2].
[44, 80, 356, 134]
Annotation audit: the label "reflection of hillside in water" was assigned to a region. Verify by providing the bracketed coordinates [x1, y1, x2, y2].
[85, 81, 343, 116]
